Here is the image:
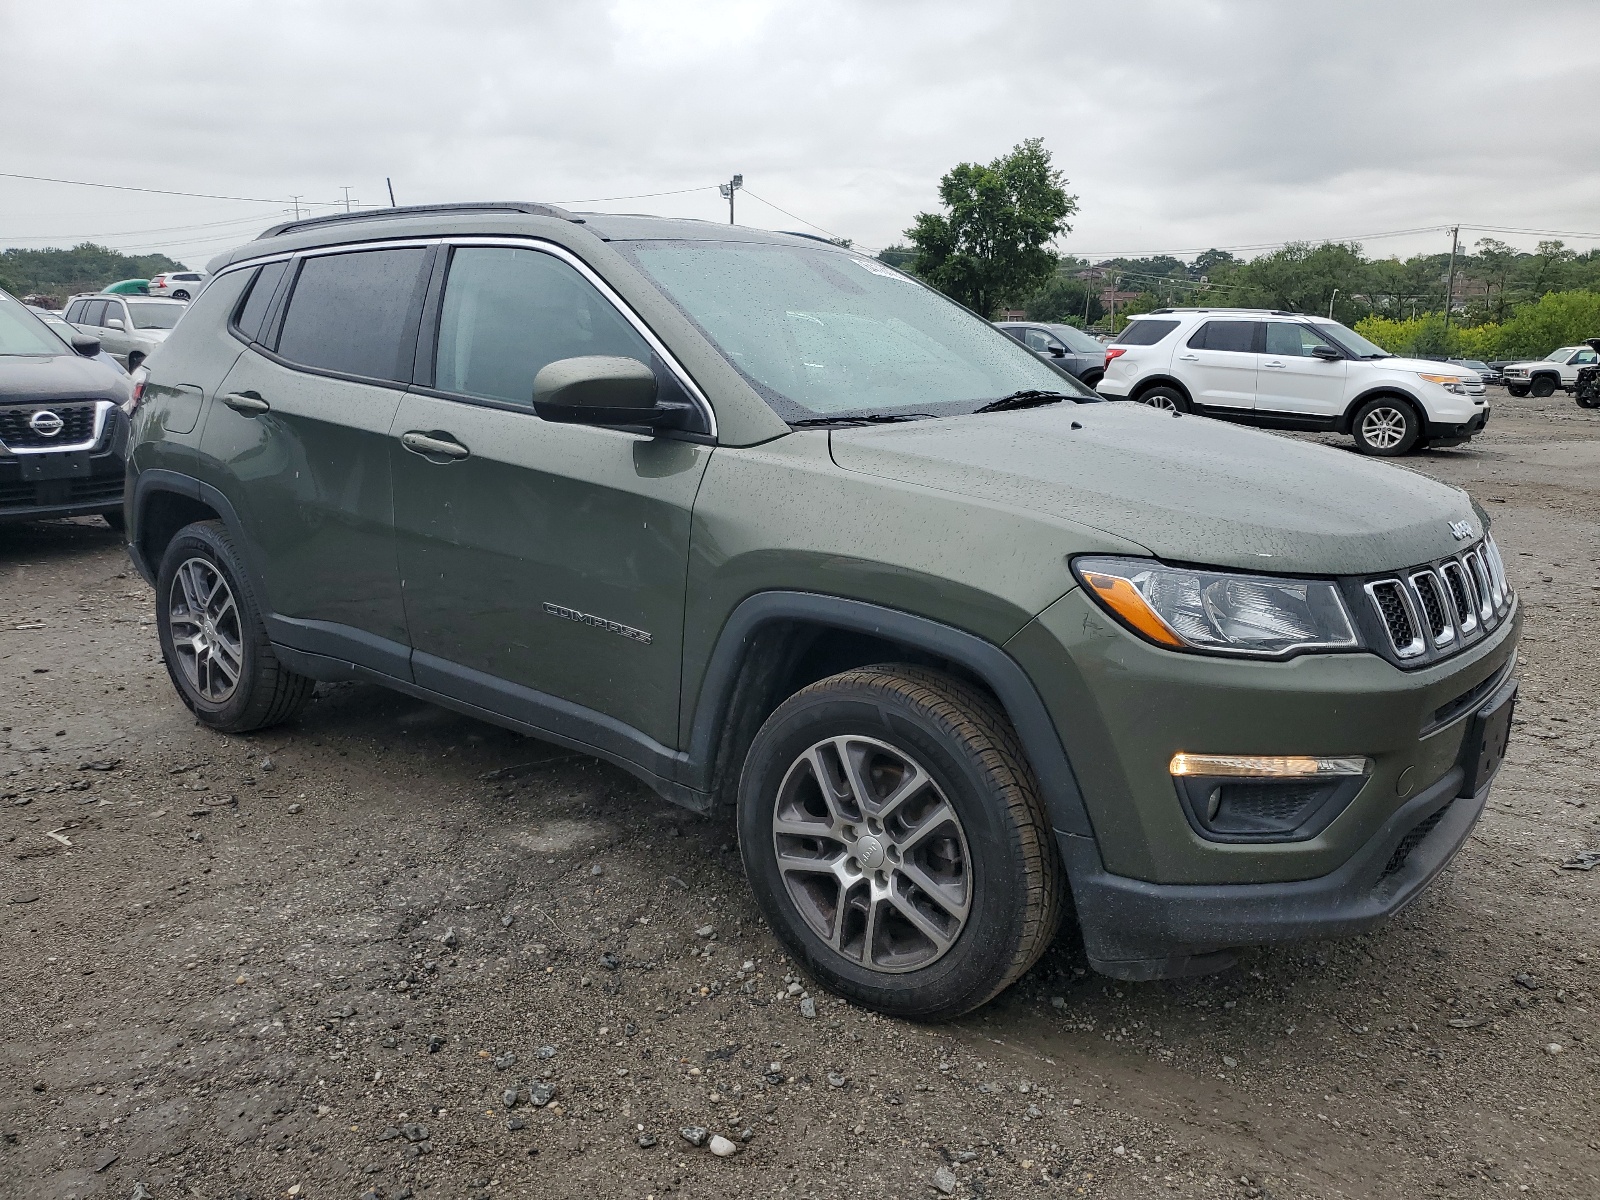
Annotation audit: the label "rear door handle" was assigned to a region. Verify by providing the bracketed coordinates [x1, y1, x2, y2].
[401, 431, 470, 460]
[222, 391, 271, 414]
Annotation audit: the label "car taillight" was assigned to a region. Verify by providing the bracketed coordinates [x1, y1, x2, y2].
[123, 378, 146, 416]
[1105, 347, 1127, 362]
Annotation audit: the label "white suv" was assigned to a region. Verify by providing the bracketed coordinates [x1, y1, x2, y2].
[1097, 308, 1489, 456]
[148, 271, 209, 301]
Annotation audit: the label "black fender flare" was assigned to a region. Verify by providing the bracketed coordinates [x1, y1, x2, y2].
[128, 469, 252, 585]
[1339, 386, 1425, 435]
[683, 591, 1096, 839]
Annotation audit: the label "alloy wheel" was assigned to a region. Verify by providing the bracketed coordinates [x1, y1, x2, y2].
[1360, 405, 1408, 450]
[167, 556, 245, 703]
[771, 735, 972, 973]
[1142, 393, 1179, 412]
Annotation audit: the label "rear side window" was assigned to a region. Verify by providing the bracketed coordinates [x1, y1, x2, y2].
[1114, 319, 1179, 346]
[81, 300, 107, 326]
[275, 247, 430, 383]
[1188, 320, 1258, 353]
[233, 260, 289, 343]
[433, 246, 652, 406]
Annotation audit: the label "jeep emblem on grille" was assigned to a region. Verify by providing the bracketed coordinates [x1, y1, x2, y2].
[1449, 519, 1473, 541]
[29, 410, 65, 438]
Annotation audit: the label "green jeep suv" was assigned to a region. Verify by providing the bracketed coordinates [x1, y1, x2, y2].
[123, 204, 1520, 1018]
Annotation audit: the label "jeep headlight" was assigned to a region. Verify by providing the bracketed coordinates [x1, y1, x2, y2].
[1073, 557, 1360, 657]
[1417, 372, 1468, 395]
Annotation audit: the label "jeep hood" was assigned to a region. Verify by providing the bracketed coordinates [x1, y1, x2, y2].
[828, 403, 1481, 576]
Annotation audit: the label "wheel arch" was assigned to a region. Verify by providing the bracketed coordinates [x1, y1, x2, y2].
[1337, 386, 1425, 435]
[684, 592, 1095, 841]
[1129, 375, 1193, 406]
[130, 470, 241, 586]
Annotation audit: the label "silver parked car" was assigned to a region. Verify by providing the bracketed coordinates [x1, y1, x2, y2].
[64, 295, 187, 369]
[994, 320, 1109, 388]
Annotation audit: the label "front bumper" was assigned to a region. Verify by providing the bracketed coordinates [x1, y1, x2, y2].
[1426, 406, 1489, 444]
[1061, 753, 1493, 979]
[0, 416, 128, 522]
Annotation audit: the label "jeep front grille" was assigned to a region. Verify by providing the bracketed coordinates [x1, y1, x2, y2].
[1362, 540, 1514, 666]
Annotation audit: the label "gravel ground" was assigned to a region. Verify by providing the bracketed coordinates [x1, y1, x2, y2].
[2, 386, 1596, 1200]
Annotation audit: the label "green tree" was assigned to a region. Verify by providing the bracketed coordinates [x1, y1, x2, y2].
[876, 244, 916, 271]
[0, 242, 188, 306]
[1023, 273, 1104, 325]
[905, 138, 1077, 318]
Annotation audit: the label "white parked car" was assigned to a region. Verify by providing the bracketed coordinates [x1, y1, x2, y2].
[1097, 308, 1489, 456]
[1499, 344, 1599, 398]
[63, 294, 187, 369]
[148, 270, 209, 301]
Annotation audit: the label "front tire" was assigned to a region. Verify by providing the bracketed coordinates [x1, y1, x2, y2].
[1530, 376, 1556, 398]
[738, 665, 1064, 1020]
[1351, 395, 1421, 456]
[1507, 385, 1530, 397]
[155, 520, 314, 733]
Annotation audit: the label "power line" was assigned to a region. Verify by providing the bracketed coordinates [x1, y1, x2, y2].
[551, 185, 721, 205]
[740, 189, 863, 247]
[3, 212, 290, 242]
[0, 170, 341, 207]
[1462, 223, 1600, 241]
[1068, 224, 1451, 261]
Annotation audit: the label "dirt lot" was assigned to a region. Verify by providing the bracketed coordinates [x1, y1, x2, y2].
[2, 387, 1596, 1200]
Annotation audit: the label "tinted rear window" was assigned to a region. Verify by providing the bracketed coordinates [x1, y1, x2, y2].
[234, 260, 289, 343]
[1189, 320, 1258, 353]
[1114, 319, 1179, 346]
[275, 248, 429, 382]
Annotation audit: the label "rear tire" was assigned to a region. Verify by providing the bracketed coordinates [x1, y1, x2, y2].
[1080, 370, 1104, 390]
[155, 520, 314, 733]
[1351, 395, 1421, 456]
[172, 290, 190, 301]
[1135, 385, 1188, 413]
[738, 665, 1064, 1020]
[1530, 376, 1556, 398]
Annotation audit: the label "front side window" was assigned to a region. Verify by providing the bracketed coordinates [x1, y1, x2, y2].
[125, 301, 184, 330]
[0, 293, 69, 356]
[276, 247, 430, 383]
[1050, 324, 1104, 354]
[433, 246, 652, 406]
[620, 240, 1092, 420]
[1022, 328, 1063, 354]
[103, 302, 128, 328]
[1264, 322, 1338, 357]
[1191, 320, 1258, 353]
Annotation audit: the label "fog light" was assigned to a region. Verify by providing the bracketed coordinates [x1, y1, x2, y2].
[1170, 753, 1370, 843]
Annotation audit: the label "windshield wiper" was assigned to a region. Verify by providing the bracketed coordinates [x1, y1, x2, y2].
[972, 389, 1072, 413]
[789, 413, 936, 428]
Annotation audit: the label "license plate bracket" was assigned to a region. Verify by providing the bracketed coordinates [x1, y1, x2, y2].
[19, 452, 91, 481]
[1458, 680, 1516, 797]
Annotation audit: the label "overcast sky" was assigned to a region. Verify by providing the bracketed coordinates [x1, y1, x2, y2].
[4, 0, 1598, 270]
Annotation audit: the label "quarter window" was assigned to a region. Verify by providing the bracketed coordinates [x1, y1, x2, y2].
[433, 246, 652, 406]
[234, 260, 289, 343]
[64, 300, 86, 323]
[276, 247, 430, 383]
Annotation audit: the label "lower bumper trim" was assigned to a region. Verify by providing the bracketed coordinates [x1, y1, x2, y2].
[1062, 763, 1488, 980]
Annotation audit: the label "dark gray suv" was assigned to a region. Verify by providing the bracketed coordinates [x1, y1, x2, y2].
[995, 321, 1108, 387]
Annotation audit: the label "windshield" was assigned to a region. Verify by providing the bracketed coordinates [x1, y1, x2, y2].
[1045, 323, 1105, 354]
[0, 294, 70, 356]
[124, 301, 184, 330]
[619, 240, 1095, 421]
[1546, 347, 1578, 361]
[1317, 321, 1389, 359]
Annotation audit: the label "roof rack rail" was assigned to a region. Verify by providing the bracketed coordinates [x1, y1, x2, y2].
[1134, 306, 1306, 317]
[778, 230, 848, 246]
[256, 202, 581, 240]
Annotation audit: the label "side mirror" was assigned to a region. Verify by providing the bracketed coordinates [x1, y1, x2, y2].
[1048, 346, 1066, 358]
[1311, 345, 1342, 361]
[106, 318, 125, 330]
[532, 356, 690, 430]
[71, 335, 102, 358]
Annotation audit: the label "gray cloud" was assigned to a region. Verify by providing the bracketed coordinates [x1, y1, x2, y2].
[3, 0, 1597, 268]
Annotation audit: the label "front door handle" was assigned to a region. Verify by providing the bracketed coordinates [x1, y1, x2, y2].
[1262, 360, 1286, 369]
[401, 431, 470, 460]
[1177, 353, 1199, 361]
[222, 391, 271, 415]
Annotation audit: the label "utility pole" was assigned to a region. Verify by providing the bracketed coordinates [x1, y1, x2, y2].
[387, 177, 396, 207]
[342, 186, 353, 213]
[1109, 271, 1117, 332]
[290, 195, 302, 220]
[1328, 288, 1339, 319]
[718, 174, 743, 225]
[1442, 225, 1460, 333]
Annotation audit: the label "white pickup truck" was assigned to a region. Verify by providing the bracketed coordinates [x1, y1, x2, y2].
[1501, 344, 1599, 397]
